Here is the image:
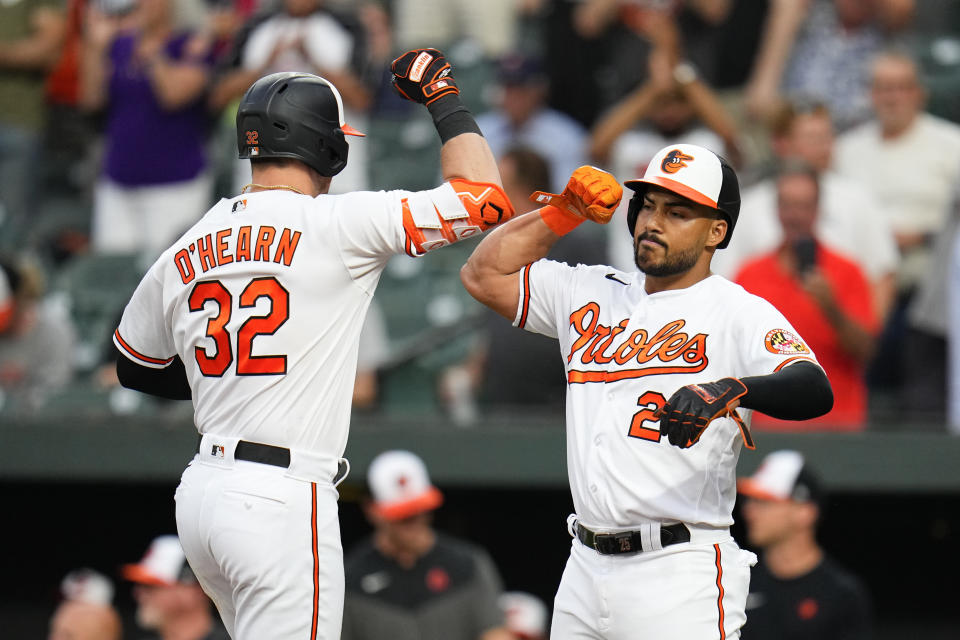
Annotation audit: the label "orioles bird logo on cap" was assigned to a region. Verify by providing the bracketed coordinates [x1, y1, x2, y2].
[661, 149, 694, 174]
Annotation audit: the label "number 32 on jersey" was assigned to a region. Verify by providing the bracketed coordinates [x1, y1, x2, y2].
[189, 277, 289, 376]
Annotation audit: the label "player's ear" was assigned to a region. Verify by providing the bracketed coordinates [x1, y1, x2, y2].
[705, 216, 727, 249]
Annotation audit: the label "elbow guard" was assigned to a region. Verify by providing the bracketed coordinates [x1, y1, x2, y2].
[401, 180, 515, 256]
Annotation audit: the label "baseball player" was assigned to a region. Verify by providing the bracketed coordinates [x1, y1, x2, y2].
[112, 49, 514, 640]
[461, 143, 834, 639]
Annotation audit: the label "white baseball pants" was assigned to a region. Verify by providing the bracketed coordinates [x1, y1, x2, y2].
[551, 530, 756, 640]
[175, 435, 345, 640]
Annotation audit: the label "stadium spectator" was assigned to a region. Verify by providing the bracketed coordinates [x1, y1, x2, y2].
[0, 0, 66, 246]
[908, 172, 960, 427]
[588, 8, 740, 171]
[391, 0, 520, 60]
[122, 535, 229, 640]
[49, 601, 123, 640]
[588, 14, 740, 272]
[834, 49, 960, 416]
[738, 450, 874, 640]
[0, 256, 76, 413]
[735, 165, 877, 430]
[744, 0, 914, 132]
[712, 101, 898, 322]
[342, 450, 513, 640]
[49, 568, 122, 640]
[499, 591, 548, 640]
[80, 0, 217, 259]
[569, 0, 744, 118]
[208, 0, 371, 193]
[476, 52, 588, 193]
[38, 0, 96, 202]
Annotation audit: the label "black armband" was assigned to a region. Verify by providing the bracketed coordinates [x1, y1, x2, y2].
[739, 360, 833, 420]
[427, 94, 482, 144]
[116, 349, 192, 400]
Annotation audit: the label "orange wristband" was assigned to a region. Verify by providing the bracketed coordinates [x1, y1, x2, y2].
[539, 205, 584, 236]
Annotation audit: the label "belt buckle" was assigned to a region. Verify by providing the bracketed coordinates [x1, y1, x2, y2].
[594, 531, 637, 555]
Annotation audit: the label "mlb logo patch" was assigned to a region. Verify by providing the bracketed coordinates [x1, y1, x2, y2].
[211, 444, 225, 458]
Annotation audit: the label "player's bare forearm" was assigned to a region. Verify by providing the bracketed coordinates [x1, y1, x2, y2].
[461, 210, 561, 319]
[441, 132, 502, 187]
[0, 9, 65, 70]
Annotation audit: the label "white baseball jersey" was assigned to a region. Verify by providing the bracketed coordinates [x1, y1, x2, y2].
[115, 180, 509, 456]
[515, 262, 820, 529]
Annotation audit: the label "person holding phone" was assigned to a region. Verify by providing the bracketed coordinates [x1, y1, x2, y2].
[734, 163, 878, 430]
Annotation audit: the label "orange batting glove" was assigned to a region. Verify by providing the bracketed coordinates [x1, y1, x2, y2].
[530, 166, 623, 235]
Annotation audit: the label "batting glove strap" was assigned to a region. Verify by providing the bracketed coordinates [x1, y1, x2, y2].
[657, 377, 751, 449]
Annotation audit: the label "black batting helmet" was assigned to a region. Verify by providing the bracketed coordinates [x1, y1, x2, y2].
[237, 72, 364, 177]
[624, 144, 740, 249]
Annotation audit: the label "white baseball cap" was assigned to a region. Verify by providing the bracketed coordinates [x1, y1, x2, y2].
[624, 143, 740, 248]
[737, 450, 822, 503]
[61, 568, 115, 606]
[122, 535, 195, 586]
[500, 591, 548, 640]
[367, 450, 443, 520]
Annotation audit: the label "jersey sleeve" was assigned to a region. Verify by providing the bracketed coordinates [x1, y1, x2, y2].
[113, 266, 176, 369]
[513, 258, 575, 339]
[735, 294, 822, 377]
[335, 181, 514, 283]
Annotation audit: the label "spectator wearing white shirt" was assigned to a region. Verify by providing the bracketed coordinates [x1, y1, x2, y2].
[713, 101, 898, 322]
[834, 50, 960, 414]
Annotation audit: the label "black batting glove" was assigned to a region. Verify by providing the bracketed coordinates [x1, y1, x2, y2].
[390, 48, 460, 105]
[656, 378, 753, 449]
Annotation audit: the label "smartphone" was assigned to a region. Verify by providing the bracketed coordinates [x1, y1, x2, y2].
[793, 236, 817, 274]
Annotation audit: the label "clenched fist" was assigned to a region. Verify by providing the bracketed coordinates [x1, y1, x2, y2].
[390, 48, 459, 105]
[530, 166, 623, 225]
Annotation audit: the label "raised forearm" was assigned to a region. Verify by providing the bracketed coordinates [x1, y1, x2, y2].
[79, 41, 110, 111]
[821, 302, 876, 364]
[589, 85, 658, 164]
[0, 9, 65, 70]
[440, 132, 501, 187]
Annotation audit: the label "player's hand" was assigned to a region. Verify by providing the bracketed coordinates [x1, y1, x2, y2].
[530, 166, 623, 225]
[390, 48, 459, 105]
[655, 378, 755, 450]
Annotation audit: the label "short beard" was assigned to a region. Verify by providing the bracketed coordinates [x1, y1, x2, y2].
[634, 239, 701, 277]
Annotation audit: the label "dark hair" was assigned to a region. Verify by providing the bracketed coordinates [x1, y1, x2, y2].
[501, 146, 551, 192]
[775, 159, 821, 201]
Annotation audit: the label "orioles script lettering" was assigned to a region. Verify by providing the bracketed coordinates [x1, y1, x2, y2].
[566, 302, 709, 383]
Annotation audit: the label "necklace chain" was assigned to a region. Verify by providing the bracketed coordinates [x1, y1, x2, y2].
[241, 183, 306, 195]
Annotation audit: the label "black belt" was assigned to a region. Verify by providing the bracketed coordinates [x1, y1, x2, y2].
[197, 437, 291, 468]
[196, 438, 349, 484]
[576, 522, 690, 555]
[235, 440, 291, 467]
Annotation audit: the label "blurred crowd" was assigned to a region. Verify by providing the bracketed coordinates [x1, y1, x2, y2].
[2, 0, 960, 433]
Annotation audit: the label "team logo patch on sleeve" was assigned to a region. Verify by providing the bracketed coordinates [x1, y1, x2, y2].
[764, 329, 810, 354]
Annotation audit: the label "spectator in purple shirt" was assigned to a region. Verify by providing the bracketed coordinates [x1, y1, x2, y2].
[80, 0, 216, 259]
